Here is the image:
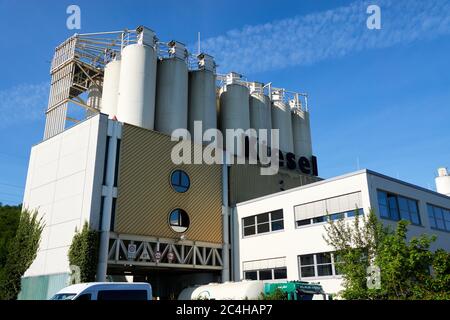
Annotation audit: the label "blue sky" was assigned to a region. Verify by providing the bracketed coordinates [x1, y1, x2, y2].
[0, 0, 449, 205]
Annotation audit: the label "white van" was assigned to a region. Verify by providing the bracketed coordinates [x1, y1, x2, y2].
[50, 282, 152, 300]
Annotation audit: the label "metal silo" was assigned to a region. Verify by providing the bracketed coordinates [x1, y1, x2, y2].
[116, 27, 157, 130]
[100, 58, 121, 118]
[219, 72, 250, 156]
[271, 90, 294, 153]
[155, 41, 188, 136]
[249, 82, 272, 147]
[291, 95, 313, 159]
[188, 53, 217, 142]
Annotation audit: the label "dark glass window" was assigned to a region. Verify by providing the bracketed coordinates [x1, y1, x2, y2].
[347, 208, 363, 217]
[244, 271, 258, 280]
[271, 210, 283, 221]
[257, 223, 270, 234]
[259, 269, 273, 280]
[330, 213, 344, 221]
[97, 290, 148, 300]
[312, 216, 326, 223]
[243, 216, 255, 227]
[169, 209, 190, 233]
[242, 209, 284, 237]
[74, 293, 91, 300]
[273, 268, 287, 279]
[243, 226, 256, 237]
[170, 170, 190, 193]
[299, 252, 342, 279]
[300, 266, 315, 278]
[257, 213, 269, 223]
[296, 219, 311, 227]
[271, 220, 284, 231]
[428, 204, 450, 231]
[378, 190, 421, 225]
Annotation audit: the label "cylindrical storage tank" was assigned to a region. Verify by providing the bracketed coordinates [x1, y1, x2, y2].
[100, 59, 121, 118]
[219, 83, 250, 156]
[178, 281, 264, 300]
[292, 108, 313, 159]
[116, 43, 157, 130]
[188, 70, 216, 142]
[435, 168, 450, 197]
[249, 92, 272, 147]
[155, 42, 188, 136]
[271, 100, 294, 153]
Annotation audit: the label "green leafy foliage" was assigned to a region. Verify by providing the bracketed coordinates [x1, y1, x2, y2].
[0, 204, 21, 269]
[324, 208, 450, 300]
[259, 288, 288, 300]
[68, 221, 99, 283]
[0, 208, 44, 300]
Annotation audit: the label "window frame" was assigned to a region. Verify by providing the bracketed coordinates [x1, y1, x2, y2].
[427, 203, 450, 232]
[377, 189, 422, 226]
[170, 169, 190, 193]
[242, 210, 284, 238]
[298, 252, 342, 279]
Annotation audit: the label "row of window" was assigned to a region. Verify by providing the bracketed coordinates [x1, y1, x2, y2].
[243, 267, 287, 281]
[243, 252, 343, 281]
[377, 190, 421, 225]
[427, 204, 450, 232]
[296, 208, 363, 227]
[243, 210, 284, 237]
[298, 252, 342, 278]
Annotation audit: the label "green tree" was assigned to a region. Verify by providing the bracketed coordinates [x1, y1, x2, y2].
[68, 222, 99, 283]
[0, 204, 21, 269]
[0, 208, 44, 300]
[324, 208, 449, 300]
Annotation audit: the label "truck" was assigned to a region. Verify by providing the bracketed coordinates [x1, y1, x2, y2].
[178, 280, 330, 300]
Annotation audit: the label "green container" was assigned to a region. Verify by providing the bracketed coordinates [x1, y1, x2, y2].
[264, 281, 326, 300]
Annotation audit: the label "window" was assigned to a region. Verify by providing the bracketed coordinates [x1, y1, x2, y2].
[243, 271, 258, 280]
[242, 210, 284, 237]
[299, 254, 315, 278]
[170, 170, 190, 193]
[243, 267, 287, 280]
[427, 204, 450, 232]
[296, 208, 363, 227]
[377, 190, 421, 225]
[169, 209, 190, 233]
[273, 267, 287, 279]
[97, 290, 148, 301]
[259, 269, 273, 280]
[74, 293, 91, 300]
[316, 253, 333, 276]
[298, 252, 341, 278]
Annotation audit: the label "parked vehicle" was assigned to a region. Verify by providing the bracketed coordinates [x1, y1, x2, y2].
[50, 282, 152, 300]
[178, 280, 330, 300]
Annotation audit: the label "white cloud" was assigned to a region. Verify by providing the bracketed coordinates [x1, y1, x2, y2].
[199, 0, 450, 74]
[0, 82, 48, 128]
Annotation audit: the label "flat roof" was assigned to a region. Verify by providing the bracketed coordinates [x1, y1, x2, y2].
[235, 169, 450, 206]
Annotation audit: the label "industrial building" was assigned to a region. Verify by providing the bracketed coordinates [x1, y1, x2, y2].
[233, 169, 450, 295]
[18, 25, 450, 299]
[19, 26, 318, 299]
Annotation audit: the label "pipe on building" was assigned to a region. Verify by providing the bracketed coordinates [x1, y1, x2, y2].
[97, 120, 121, 281]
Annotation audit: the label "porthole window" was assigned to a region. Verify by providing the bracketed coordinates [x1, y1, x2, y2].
[169, 209, 190, 233]
[170, 170, 190, 193]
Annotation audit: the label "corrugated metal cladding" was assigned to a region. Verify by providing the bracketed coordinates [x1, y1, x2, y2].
[229, 164, 322, 205]
[114, 124, 223, 244]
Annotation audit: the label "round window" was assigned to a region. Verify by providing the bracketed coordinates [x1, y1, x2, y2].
[169, 209, 190, 233]
[170, 170, 190, 193]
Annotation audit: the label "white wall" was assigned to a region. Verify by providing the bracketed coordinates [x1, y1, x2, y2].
[234, 170, 450, 296]
[22, 114, 108, 277]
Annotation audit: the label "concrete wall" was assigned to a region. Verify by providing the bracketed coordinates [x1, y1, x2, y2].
[233, 170, 450, 296]
[22, 114, 107, 278]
